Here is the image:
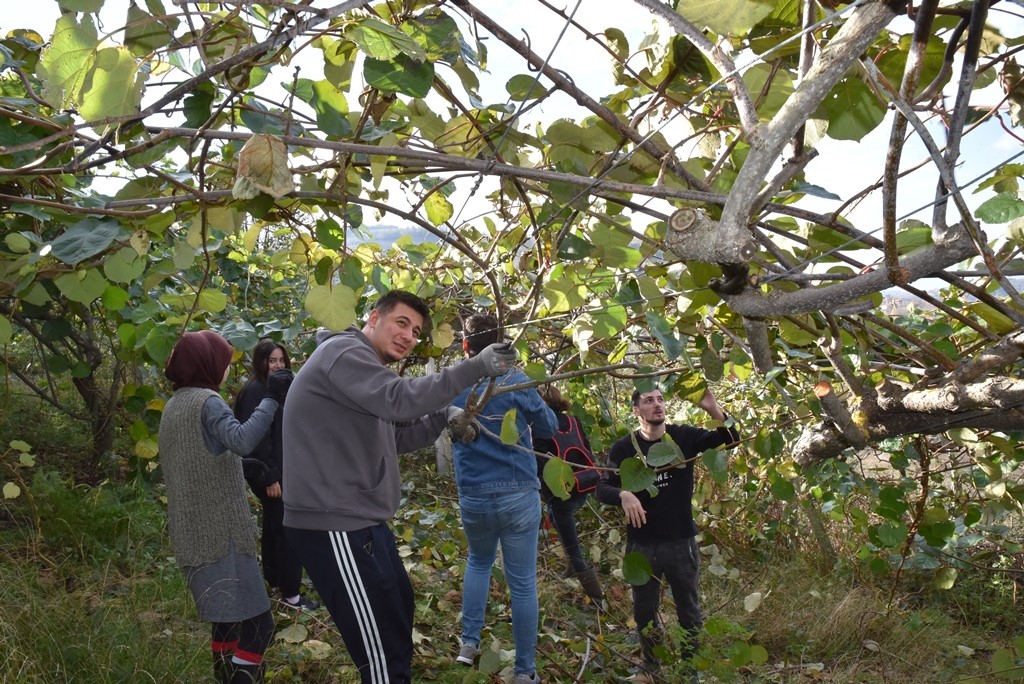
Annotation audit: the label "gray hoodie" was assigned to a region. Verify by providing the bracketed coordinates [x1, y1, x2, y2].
[282, 327, 487, 531]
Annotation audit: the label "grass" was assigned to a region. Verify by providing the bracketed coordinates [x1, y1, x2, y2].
[0, 419, 1020, 684]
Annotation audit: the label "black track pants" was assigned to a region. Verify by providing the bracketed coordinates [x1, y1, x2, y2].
[286, 523, 414, 684]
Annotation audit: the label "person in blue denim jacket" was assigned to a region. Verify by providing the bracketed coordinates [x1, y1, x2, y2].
[450, 313, 558, 684]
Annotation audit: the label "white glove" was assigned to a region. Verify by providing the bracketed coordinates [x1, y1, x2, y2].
[472, 343, 517, 377]
[446, 406, 480, 443]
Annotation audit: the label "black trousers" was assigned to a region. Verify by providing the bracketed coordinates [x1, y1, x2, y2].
[628, 536, 702, 668]
[254, 491, 303, 597]
[286, 523, 414, 684]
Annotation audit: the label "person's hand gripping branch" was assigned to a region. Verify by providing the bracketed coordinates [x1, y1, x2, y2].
[446, 406, 480, 443]
[472, 342, 517, 377]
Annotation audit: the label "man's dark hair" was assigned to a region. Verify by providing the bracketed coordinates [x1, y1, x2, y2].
[374, 290, 432, 335]
[463, 313, 500, 356]
[251, 337, 291, 385]
[632, 387, 664, 406]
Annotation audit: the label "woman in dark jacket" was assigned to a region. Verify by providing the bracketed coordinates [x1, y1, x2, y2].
[234, 337, 317, 611]
[534, 384, 604, 605]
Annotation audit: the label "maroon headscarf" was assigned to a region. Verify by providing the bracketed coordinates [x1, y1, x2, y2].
[164, 330, 234, 391]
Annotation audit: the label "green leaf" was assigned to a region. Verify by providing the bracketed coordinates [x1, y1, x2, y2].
[543, 271, 586, 313]
[500, 408, 520, 445]
[61, 0, 104, 10]
[305, 283, 357, 331]
[647, 312, 684, 360]
[702, 449, 729, 485]
[347, 17, 427, 62]
[183, 87, 214, 128]
[556, 232, 594, 260]
[646, 440, 682, 467]
[125, 2, 172, 57]
[622, 550, 654, 586]
[920, 520, 956, 547]
[424, 192, 453, 226]
[406, 9, 466, 64]
[590, 222, 640, 268]
[39, 15, 97, 109]
[748, 644, 769, 666]
[103, 247, 145, 283]
[198, 288, 228, 313]
[49, 217, 122, 265]
[364, 55, 434, 98]
[0, 317, 12, 345]
[101, 285, 130, 311]
[967, 303, 1017, 335]
[506, 74, 548, 101]
[677, 0, 775, 37]
[976, 192, 1024, 224]
[55, 269, 107, 304]
[870, 521, 907, 548]
[78, 46, 145, 121]
[620, 456, 656, 492]
[820, 78, 887, 141]
[895, 220, 934, 253]
[144, 325, 179, 366]
[933, 567, 958, 590]
[770, 476, 796, 501]
[220, 320, 259, 350]
[673, 371, 708, 405]
[542, 457, 574, 501]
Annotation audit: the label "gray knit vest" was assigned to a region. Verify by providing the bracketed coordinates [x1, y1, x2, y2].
[159, 387, 257, 568]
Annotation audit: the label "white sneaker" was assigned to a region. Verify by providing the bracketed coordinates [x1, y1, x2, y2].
[513, 673, 541, 684]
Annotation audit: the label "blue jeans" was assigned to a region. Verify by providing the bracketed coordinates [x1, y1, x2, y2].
[547, 493, 589, 572]
[459, 489, 542, 675]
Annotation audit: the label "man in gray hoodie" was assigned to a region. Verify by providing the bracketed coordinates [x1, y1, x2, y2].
[282, 290, 514, 684]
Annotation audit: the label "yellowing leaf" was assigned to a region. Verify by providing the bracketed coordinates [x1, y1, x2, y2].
[432, 322, 455, 349]
[232, 134, 295, 200]
[371, 132, 397, 190]
[678, 0, 775, 37]
[39, 14, 98, 109]
[3, 482, 21, 499]
[500, 408, 520, 445]
[277, 623, 308, 643]
[197, 288, 228, 313]
[78, 46, 145, 121]
[208, 205, 244, 235]
[134, 438, 159, 460]
[289, 235, 317, 266]
[129, 230, 150, 256]
[305, 284, 357, 331]
[424, 192, 453, 226]
[304, 639, 333, 660]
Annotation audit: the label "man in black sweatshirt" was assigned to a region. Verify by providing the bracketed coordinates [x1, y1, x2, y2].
[596, 387, 739, 683]
[282, 290, 515, 684]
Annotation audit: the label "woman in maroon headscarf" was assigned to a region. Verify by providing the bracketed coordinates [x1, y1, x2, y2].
[159, 330, 293, 684]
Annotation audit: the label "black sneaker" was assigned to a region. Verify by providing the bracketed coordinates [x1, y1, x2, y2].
[281, 594, 320, 611]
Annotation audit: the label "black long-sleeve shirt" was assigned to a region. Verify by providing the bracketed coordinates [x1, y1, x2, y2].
[595, 421, 739, 542]
[234, 380, 282, 488]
